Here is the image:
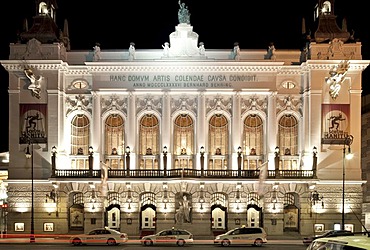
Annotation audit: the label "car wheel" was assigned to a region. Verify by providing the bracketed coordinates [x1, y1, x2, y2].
[107, 238, 117, 246]
[71, 238, 82, 246]
[144, 239, 153, 246]
[177, 239, 185, 246]
[253, 238, 263, 247]
[221, 239, 231, 246]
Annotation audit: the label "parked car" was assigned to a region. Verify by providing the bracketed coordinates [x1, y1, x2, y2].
[69, 227, 128, 246]
[306, 234, 370, 250]
[141, 228, 193, 246]
[213, 226, 267, 247]
[302, 229, 354, 246]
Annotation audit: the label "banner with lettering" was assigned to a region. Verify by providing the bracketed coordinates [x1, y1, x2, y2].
[321, 104, 350, 144]
[19, 104, 47, 144]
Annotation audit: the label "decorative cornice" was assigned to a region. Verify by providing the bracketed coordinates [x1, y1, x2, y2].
[306, 62, 370, 71]
[0, 61, 66, 71]
[85, 65, 285, 73]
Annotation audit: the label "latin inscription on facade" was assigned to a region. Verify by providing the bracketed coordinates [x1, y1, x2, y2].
[108, 74, 258, 89]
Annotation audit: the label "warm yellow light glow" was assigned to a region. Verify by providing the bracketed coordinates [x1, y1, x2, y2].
[346, 152, 354, 160]
[15, 205, 29, 213]
[44, 202, 57, 213]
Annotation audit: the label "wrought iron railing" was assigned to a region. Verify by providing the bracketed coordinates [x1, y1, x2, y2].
[53, 168, 314, 179]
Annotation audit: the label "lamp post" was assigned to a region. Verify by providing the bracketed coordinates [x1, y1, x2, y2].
[51, 146, 57, 178]
[25, 141, 35, 243]
[163, 146, 168, 177]
[274, 146, 280, 178]
[342, 135, 354, 230]
[237, 146, 242, 177]
[200, 146, 205, 177]
[88, 146, 93, 177]
[312, 146, 318, 178]
[125, 146, 130, 176]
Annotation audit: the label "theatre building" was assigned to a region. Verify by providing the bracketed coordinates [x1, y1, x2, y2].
[1, 0, 370, 237]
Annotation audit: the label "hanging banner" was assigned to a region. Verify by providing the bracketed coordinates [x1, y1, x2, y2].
[19, 104, 47, 144]
[321, 104, 350, 144]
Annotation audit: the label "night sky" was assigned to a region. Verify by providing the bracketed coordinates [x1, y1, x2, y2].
[0, 0, 369, 152]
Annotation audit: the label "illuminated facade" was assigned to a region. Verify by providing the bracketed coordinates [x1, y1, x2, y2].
[1, 0, 370, 237]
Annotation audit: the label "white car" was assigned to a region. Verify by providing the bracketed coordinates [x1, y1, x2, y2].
[306, 234, 370, 250]
[69, 227, 128, 246]
[214, 226, 267, 247]
[141, 228, 193, 246]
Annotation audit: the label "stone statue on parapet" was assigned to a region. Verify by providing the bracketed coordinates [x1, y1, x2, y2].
[198, 42, 206, 56]
[93, 43, 101, 61]
[128, 42, 136, 61]
[232, 42, 240, 60]
[178, 0, 190, 24]
[264, 42, 276, 60]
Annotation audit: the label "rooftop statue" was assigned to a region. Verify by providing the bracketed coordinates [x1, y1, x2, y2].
[178, 0, 190, 24]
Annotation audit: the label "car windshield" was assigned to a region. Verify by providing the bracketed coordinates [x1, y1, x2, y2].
[109, 229, 121, 234]
[225, 229, 237, 235]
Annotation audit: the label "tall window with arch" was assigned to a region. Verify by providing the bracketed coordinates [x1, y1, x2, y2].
[104, 114, 125, 169]
[174, 114, 194, 155]
[243, 114, 263, 155]
[208, 114, 229, 170]
[71, 114, 90, 169]
[139, 114, 160, 169]
[105, 114, 125, 155]
[278, 114, 298, 156]
[173, 114, 194, 169]
[243, 114, 264, 170]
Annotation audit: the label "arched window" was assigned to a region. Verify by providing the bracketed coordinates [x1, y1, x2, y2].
[139, 114, 159, 155]
[173, 114, 194, 155]
[71, 114, 90, 155]
[247, 192, 260, 206]
[243, 114, 263, 155]
[107, 192, 120, 205]
[322, 1, 331, 15]
[209, 114, 229, 155]
[105, 114, 124, 155]
[278, 114, 298, 155]
[211, 192, 226, 207]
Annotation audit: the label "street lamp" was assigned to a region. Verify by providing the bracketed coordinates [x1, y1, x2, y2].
[51, 146, 57, 178]
[274, 146, 280, 177]
[125, 146, 130, 176]
[163, 146, 168, 177]
[200, 146, 205, 177]
[342, 135, 354, 230]
[312, 146, 318, 178]
[88, 146, 93, 177]
[25, 141, 35, 243]
[237, 146, 242, 177]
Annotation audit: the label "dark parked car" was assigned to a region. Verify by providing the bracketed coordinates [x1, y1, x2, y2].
[303, 230, 354, 246]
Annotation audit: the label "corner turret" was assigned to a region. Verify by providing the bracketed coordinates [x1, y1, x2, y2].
[20, 0, 60, 44]
[313, 0, 350, 43]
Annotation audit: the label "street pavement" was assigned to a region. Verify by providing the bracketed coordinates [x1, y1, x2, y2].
[0, 235, 303, 245]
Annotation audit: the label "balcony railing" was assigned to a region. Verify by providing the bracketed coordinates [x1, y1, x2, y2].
[53, 168, 314, 179]
[52, 152, 315, 179]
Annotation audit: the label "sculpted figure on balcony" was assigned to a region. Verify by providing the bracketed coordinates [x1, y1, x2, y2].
[215, 148, 222, 155]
